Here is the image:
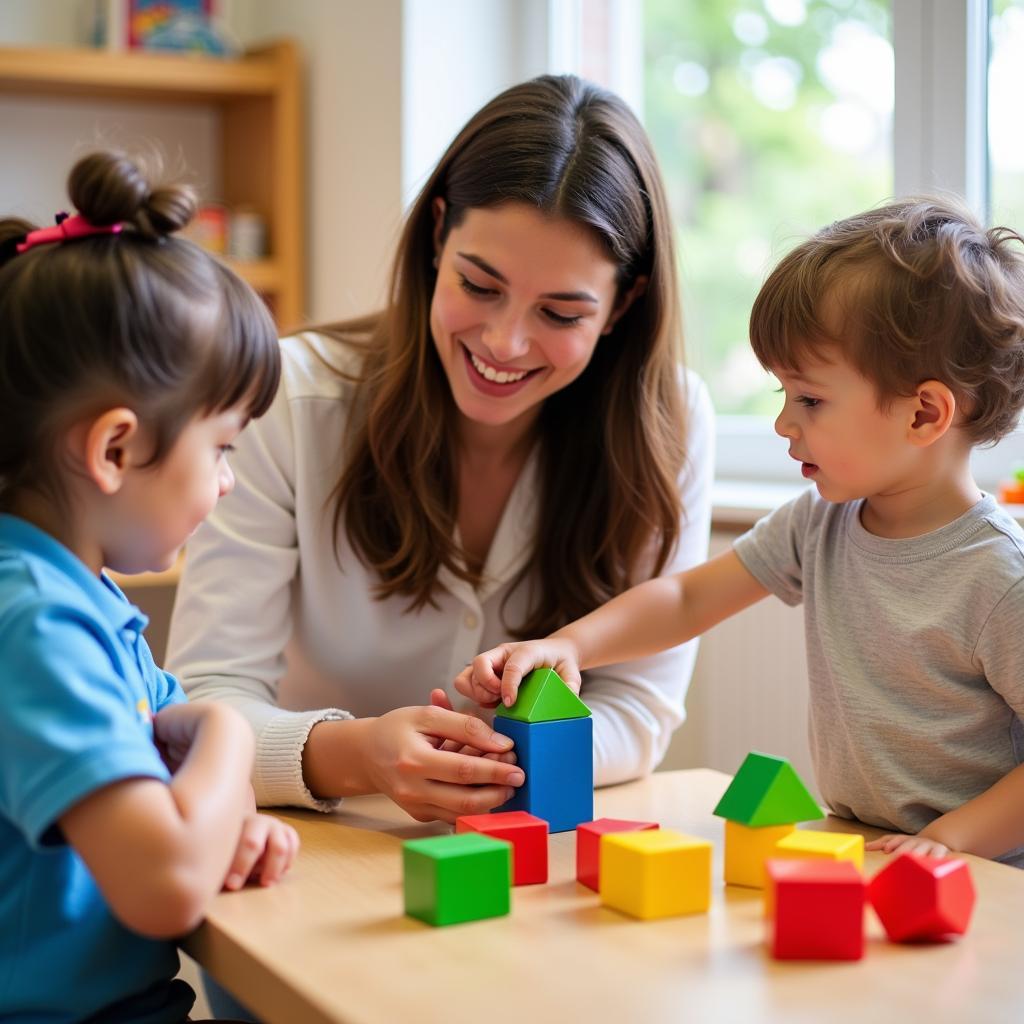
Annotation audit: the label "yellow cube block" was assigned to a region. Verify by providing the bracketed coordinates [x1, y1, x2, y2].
[600, 829, 711, 919]
[773, 831, 864, 869]
[724, 820, 796, 888]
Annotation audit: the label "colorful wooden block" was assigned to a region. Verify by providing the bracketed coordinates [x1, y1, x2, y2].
[494, 666, 591, 723]
[765, 859, 866, 960]
[771, 830, 864, 871]
[576, 818, 659, 891]
[403, 833, 511, 926]
[868, 852, 976, 942]
[723, 819, 795, 888]
[714, 752, 824, 826]
[456, 811, 549, 885]
[600, 829, 712, 919]
[493, 715, 593, 832]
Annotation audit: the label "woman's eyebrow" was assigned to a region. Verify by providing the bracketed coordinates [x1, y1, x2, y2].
[456, 251, 599, 303]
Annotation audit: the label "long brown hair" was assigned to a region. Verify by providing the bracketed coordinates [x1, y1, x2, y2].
[328, 75, 688, 636]
[0, 151, 280, 514]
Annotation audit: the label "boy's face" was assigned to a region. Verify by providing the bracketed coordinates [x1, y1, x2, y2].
[772, 347, 918, 504]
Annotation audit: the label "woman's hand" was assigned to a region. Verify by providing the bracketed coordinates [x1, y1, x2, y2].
[362, 703, 526, 824]
[223, 813, 300, 890]
[453, 638, 582, 709]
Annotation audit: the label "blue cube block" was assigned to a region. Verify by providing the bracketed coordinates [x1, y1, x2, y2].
[493, 716, 593, 832]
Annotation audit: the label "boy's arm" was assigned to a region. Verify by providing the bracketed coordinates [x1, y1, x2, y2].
[59, 701, 254, 939]
[458, 550, 769, 705]
[869, 761, 1024, 860]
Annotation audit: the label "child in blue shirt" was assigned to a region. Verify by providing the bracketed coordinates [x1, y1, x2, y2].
[457, 197, 1024, 867]
[0, 151, 294, 1022]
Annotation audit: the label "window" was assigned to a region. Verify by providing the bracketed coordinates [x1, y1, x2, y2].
[566, 0, 1024, 489]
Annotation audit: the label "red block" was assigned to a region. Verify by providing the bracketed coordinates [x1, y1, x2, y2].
[765, 859, 866, 960]
[576, 818, 659, 891]
[456, 811, 548, 885]
[868, 852, 976, 942]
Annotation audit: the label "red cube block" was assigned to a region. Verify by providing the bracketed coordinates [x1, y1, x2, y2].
[765, 859, 866, 960]
[576, 818, 659, 892]
[456, 811, 548, 885]
[868, 852, 975, 942]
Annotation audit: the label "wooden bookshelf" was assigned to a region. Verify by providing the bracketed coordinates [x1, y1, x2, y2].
[0, 40, 305, 330]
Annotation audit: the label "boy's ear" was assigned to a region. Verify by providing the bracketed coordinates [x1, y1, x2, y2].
[602, 275, 649, 335]
[907, 380, 956, 447]
[70, 408, 140, 495]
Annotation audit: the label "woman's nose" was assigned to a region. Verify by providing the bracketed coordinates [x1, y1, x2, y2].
[482, 312, 530, 363]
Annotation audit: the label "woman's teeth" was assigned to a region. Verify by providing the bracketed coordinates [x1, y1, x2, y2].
[470, 351, 529, 384]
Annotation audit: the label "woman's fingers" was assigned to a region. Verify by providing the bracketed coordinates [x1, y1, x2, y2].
[417, 705, 514, 754]
[422, 747, 525, 788]
[412, 780, 519, 822]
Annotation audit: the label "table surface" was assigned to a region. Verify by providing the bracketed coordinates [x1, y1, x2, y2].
[182, 769, 1024, 1024]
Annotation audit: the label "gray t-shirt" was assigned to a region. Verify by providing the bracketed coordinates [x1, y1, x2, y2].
[734, 490, 1024, 866]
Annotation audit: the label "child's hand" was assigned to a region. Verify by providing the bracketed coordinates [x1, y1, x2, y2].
[153, 700, 248, 774]
[865, 832, 952, 858]
[454, 638, 582, 709]
[223, 813, 300, 890]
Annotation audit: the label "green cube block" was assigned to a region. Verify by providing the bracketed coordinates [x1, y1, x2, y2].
[403, 833, 511, 926]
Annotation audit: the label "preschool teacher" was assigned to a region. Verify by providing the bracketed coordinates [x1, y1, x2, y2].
[166, 74, 715, 823]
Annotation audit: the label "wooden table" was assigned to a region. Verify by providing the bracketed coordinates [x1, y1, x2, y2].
[182, 769, 1024, 1024]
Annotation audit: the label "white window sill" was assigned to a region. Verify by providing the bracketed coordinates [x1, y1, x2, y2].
[712, 479, 1024, 530]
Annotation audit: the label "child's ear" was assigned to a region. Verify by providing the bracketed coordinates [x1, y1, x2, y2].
[907, 380, 956, 447]
[74, 408, 140, 495]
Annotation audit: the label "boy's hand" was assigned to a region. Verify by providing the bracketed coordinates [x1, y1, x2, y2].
[453, 638, 582, 709]
[223, 813, 300, 890]
[865, 832, 952, 859]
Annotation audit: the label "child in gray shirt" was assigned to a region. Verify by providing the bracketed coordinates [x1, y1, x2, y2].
[457, 196, 1024, 867]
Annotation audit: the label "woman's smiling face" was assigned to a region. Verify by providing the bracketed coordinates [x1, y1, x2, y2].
[429, 201, 628, 433]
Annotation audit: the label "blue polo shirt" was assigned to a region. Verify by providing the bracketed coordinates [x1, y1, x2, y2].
[0, 515, 194, 1023]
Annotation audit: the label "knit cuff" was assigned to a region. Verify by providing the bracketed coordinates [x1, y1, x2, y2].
[253, 708, 352, 812]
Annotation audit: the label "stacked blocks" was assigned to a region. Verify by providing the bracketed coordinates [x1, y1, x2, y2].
[576, 818, 659, 892]
[868, 852, 976, 942]
[723, 821, 795, 889]
[772, 830, 864, 870]
[713, 752, 824, 888]
[600, 829, 712, 919]
[403, 833, 511, 926]
[493, 668, 593, 833]
[457, 811, 549, 886]
[764, 859, 866, 960]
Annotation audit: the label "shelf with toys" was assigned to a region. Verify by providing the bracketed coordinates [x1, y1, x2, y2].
[0, 39, 304, 331]
[0, 39, 304, 593]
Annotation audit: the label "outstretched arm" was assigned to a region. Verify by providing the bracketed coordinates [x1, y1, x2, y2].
[457, 549, 769, 707]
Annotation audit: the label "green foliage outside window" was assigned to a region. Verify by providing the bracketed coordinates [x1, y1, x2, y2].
[644, 0, 891, 415]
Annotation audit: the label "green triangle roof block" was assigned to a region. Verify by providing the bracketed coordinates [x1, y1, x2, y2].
[494, 667, 591, 723]
[713, 751, 824, 826]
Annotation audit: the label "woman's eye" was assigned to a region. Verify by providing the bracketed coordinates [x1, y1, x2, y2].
[458, 274, 496, 297]
[542, 308, 583, 327]
[218, 444, 236, 456]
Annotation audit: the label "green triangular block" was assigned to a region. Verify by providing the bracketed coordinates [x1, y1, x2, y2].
[713, 751, 823, 826]
[494, 667, 591, 723]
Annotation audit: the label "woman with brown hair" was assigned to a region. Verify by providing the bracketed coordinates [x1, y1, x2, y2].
[167, 74, 714, 824]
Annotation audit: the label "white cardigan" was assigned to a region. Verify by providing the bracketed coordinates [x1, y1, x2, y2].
[166, 332, 715, 810]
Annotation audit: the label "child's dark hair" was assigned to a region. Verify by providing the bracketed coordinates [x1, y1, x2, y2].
[0, 150, 280, 511]
[750, 196, 1024, 444]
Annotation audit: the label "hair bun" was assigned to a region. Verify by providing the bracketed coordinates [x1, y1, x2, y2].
[67, 150, 197, 238]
